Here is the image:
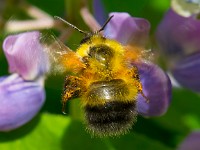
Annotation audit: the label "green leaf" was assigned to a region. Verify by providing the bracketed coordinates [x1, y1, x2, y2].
[109, 132, 173, 150]
[149, 89, 200, 147]
[0, 113, 172, 150]
[61, 120, 112, 150]
[0, 113, 70, 150]
[61, 120, 172, 150]
[155, 89, 200, 132]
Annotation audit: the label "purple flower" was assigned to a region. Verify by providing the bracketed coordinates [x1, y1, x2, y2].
[136, 62, 171, 116]
[105, 12, 150, 47]
[0, 74, 45, 131]
[156, 9, 200, 92]
[3, 31, 49, 80]
[0, 31, 48, 131]
[93, 1, 172, 117]
[178, 131, 200, 150]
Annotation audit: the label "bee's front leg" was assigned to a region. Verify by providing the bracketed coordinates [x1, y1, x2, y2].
[62, 76, 83, 114]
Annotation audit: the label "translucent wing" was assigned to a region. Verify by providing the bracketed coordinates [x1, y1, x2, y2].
[123, 45, 153, 65]
[40, 31, 85, 74]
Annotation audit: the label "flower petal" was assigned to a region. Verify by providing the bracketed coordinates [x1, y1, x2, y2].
[172, 52, 200, 92]
[3, 31, 50, 80]
[156, 9, 200, 91]
[156, 9, 200, 61]
[93, 0, 107, 26]
[0, 74, 45, 131]
[136, 62, 172, 116]
[104, 12, 150, 46]
[178, 131, 200, 150]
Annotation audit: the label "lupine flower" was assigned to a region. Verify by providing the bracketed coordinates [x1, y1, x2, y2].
[0, 31, 48, 131]
[3, 31, 49, 81]
[93, 1, 172, 116]
[178, 131, 200, 150]
[156, 9, 200, 92]
[0, 74, 45, 131]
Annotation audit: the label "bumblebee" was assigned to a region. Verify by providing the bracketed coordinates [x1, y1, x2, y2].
[45, 16, 149, 137]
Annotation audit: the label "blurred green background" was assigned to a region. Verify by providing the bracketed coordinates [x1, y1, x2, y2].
[0, 0, 200, 150]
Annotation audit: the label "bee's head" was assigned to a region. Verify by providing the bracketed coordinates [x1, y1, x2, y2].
[55, 15, 119, 67]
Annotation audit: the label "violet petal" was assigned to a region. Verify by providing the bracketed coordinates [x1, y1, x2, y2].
[104, 12, 150, 46]
[136, 62, 172, 116]
[156, 9, 200, 92]
[93, 0, 107, 26]
[156, 9, 200, 60]
[3, 31, 50, 80]
[178, 131, 200, 150]
[172, 52, 200, 92]
[0, 74, 45, 131]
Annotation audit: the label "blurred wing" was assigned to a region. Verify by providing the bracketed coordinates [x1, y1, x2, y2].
[123, 45, 153, 65]
[123, 45, 154, 78]
[40, 31, 85, 74]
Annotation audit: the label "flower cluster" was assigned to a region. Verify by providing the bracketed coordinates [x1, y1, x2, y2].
[156, 4, 200, 149]
[0, 2, 172, 131]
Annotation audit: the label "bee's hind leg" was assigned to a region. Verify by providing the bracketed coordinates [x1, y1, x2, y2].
[62, 76, 83, 114]
[130, 66, 149, 103]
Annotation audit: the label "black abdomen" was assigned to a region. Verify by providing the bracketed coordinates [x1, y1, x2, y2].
[84, 101, 137, 137]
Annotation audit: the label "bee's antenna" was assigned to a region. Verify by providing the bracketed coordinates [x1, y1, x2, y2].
[97, 15, 114, 33]
[54, 16, 88, 35]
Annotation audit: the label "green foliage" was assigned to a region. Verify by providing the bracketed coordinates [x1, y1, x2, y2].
[0, 113, 173, 150]
[0, 113, 70, 150]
